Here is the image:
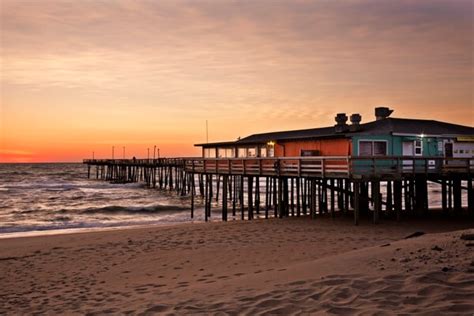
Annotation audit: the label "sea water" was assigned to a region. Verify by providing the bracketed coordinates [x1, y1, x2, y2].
[0, 163, 206, 237]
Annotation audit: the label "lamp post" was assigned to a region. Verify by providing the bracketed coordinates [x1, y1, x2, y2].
[112, 146, 115, 159]
[123, 146, 125, 159]
[147, 148, 150, 160]
[92, 151, 95, 160]
[158, 148, 160, 158]
[154, 145, 156, 160]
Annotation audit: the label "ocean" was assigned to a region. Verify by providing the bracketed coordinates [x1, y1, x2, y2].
[0, 163, 468, 238]
[0, 163, 206, 238]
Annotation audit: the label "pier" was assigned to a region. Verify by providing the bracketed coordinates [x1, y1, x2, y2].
[84, 156, 474, 225]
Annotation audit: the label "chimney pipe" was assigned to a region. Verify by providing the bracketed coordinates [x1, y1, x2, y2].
[349, 114, 362, 132]
[334, 113, 348, 133]
[375, 107, 393, 120]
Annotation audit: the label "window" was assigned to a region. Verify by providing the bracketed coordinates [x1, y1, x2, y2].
[301, 150, 320, 157]
[237, 148, 247, 158]
[359, 141, 373, 156]
[217, 148, 234, 158]
[373, 142, 387, 156]
[247, 147, 256, 157]
[268, 146, 275, 157]
[217, 148, 225, 158]
[204, 148, 216, 158]
[414, 140, 422, 156]
[359, 140, 387, 156]
[260, 147, 267, 157]
[226, 148, 235, 158]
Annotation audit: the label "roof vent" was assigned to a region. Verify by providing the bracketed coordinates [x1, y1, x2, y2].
[334, 113, 349, 133]
[375, 107, 393, 120]
[349, 114, 361, 132]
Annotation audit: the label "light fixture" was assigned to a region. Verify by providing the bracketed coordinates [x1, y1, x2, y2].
[267, 141, 275, 146]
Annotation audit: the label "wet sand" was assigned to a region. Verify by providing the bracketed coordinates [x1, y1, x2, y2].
[1, 216, 473, 315]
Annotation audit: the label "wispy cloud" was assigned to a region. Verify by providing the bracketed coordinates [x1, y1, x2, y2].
[1, 0, 472, 161]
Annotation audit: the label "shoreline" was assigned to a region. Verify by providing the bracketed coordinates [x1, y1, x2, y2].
[1, 216, 473, 314]
[1, 207, 471, 240]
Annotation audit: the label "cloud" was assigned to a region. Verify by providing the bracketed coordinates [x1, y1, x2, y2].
[0, 0, 472, 161]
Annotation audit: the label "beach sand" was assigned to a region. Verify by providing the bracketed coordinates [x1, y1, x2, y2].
[1, 216, 473, 315]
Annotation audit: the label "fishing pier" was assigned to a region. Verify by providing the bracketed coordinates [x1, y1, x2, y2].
[84, 107, 474, 224]
[83, 156, 474, 225]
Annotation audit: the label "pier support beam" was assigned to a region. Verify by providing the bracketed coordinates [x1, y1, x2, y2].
[353, 182, 360, 226]
[248, 176, 254, 220]
[373, 180, 380, 224]
[453, 177, 462, 213]
[222, 175, 228, 221]
[441, 179, 448, 214]
[468, 177, 473, 215]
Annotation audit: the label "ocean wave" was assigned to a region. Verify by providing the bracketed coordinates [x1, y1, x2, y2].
[58, 204, 189, 215]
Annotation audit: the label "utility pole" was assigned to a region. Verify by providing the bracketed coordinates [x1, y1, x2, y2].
[112, 146, 115, 159]
[206, 120, 209, 143]
[154, 145, 156, 159]
[147, 148, 150, 160]
[123, 146, 125, 159]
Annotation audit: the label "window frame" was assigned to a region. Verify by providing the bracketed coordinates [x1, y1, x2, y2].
[358, 139, 388, 157]
[414, 139, 423, 156]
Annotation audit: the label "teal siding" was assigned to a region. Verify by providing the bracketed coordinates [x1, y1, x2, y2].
[351, 135, 393, 156]
[352, 135, 442, 157]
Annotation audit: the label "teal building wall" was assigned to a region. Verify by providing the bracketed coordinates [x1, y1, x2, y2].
[351, 134, 442, 157]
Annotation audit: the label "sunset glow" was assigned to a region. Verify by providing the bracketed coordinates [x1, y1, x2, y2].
[1, 0, 472, 162]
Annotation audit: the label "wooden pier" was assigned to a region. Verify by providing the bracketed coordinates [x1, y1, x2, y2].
[84, 156, 474, 225]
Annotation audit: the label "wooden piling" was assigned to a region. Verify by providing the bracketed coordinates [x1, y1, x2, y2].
[222, 175, 228, 221]
[373, 180, 380, 224]
[248, 176, 254, 220]
[453, 177, 462, 212]
[468, 177, 473, 215]
[354, 181, 360, 225]
[394, 180, 402, 221]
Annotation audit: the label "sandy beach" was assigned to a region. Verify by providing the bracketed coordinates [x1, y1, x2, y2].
[1, 216, 473, 315]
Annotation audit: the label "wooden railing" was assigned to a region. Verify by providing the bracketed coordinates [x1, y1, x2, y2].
[84, 156, 473, 178]
[184, 157, 350, 177]
[83, 158, 186, 166]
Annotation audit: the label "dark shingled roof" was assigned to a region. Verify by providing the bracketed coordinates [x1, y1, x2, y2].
[196, 117, 474, 147]
[353, 118, 474, 136]
[236, 126, 340, 144]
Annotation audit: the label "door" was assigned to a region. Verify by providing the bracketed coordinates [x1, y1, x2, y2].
[402, 142, 414, 156]
[444, 143, 453, 158]
[402, 141, 414, 171]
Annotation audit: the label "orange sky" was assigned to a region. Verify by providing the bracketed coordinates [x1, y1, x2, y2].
[1, 0, 473, 162]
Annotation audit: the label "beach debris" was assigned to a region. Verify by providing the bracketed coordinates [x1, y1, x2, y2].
[431, 246, 443, 251]
[404, 232, 425, 239]
[460, 233, 474, 241]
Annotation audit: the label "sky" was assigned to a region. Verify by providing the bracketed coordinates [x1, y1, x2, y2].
[1, 0, 472, 162]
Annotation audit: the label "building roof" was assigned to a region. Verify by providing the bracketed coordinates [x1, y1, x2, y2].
[354, 118, 474, 136]
[195, 117, 474, 147]
[194, 141, 237, 148]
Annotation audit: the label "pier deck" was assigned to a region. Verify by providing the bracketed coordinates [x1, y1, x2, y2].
[83, 156, 473, 225]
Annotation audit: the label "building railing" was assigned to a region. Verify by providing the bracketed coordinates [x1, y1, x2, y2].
[84, 156, 473, 178]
